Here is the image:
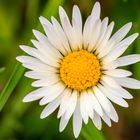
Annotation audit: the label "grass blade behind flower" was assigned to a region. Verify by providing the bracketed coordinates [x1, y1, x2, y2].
[81, 121, 106, 140]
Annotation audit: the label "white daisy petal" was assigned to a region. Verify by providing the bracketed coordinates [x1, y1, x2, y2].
[22, 87, 48, 102]
[83, 2, 101, 50]
[85, 93, 94, 119]
[17, 56, 57, 72]
[80, 92, 89, 124]
[97, 84, 119, 122]
[57, 88, 72, 118]
[24, 70, 56, 79]
[17, 55, 38, 63]
[93, 86, 111, 112]
[18, 46, 59, 67]
[101, 113, 111, 127]
[96, 21, 115, 57]
[73, 98, 82, 138]
[101, 62, 118, 70]
[106, 100, 119, 122]
[39, 16, 68, 55]
[40, 93, 63, 119]
[96, 17, 109, 46]
[100, 82, 132, 99]
[102, 33, 139, 63]
[92, 112, 102, 130]
[101, 75, 120, 88]
[100, 33, 138, 57]
[59, 92, 77, 132]
[39, 82, 65, 105]
[110, 22, 132, 43]
[80, 91, 94, 119]
[59, 6, 79, 51]
[64, 90, 77, 120]
[19, 45, 37, 56]
[22, 62, 54, 72]
[32, 29, 50, 46]
[51, 16, 71, 53]
[59, 113, 69, 132]
[115, 87, 133, 99]
[24, 71, 46, 79]
[31, 76, 59, 87]
[115, 77, 140, 89]
[105, 33, 139, 56]
[91, 2, 101, 21]
[72, 5, 82, 33]
[113, 54, 140, 67]
[72, 6, 83, 50]
[102, 43, 129, 64]
[100, 83, 129, 107]
[31, 39, 62, 60]
[87, 89, 103, 116]
[103, 69, 132, 77]
[88, 19, 102, 51]
[83, 16, 91, 49]
[32, 29, 66, 55]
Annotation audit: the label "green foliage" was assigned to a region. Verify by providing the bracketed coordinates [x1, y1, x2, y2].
[82, 121, 106, 140]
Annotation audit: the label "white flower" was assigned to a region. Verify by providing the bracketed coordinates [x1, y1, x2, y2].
[16, 2, 140, 138]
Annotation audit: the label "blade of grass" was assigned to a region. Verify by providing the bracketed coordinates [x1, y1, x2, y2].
[0, 0, 65, 111]
[81, 121, 106, 140]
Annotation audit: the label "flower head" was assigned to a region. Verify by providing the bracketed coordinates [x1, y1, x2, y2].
[17, 2, 140, 138]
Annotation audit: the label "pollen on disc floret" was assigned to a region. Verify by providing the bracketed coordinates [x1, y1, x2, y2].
[60, 50, 101, 91]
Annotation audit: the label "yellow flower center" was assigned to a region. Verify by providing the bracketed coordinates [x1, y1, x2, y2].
[60, 50, 101, 91]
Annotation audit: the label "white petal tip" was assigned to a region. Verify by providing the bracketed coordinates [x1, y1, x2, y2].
[127, 94, 133, 99]
[31, 82, 37, 87]
[113, 118, 119, 123]
[124, 104, 129, 108]
[73, 5, 78, 9]
[108, 124, 112, 127]
[59, 129, 63, 133]
[129, 22, 132, 26]
[39, 16, 44, 20]
[84, 119, 88, 125]
[125, 22, 132, 30]
[16, 56, 21, 62]
[39, 16, 46, 24]
[57, 113, 61, 119]
[30, 39, 36, 44]
[22, 97, 29, 103]
[130, 96, 133, 99]
[74, 133, 80, 139]
[40, 114, 46, 119]
[94, 1, 100, 6]
[59, 124, 65, 132]
[111, 21, 115, 27]
[32, 29, 38, 35]
[19, 45, 24, 49]
[39, 101, 45, 106]
[134, 33, 139, 37]
[51, 16, 55, 21]
[96, 125, 102, 130]
[59, 6, 63, 11]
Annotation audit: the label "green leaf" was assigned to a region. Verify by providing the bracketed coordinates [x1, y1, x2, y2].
[81, 121, 106, 140]
[0, 0, 65, 111]
[0, 63, 25, 111]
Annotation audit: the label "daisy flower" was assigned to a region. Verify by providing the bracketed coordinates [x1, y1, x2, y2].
[16, 2, 140, 138]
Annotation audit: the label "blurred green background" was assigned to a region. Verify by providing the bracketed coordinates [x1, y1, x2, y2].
[0, 0, 140, 140]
